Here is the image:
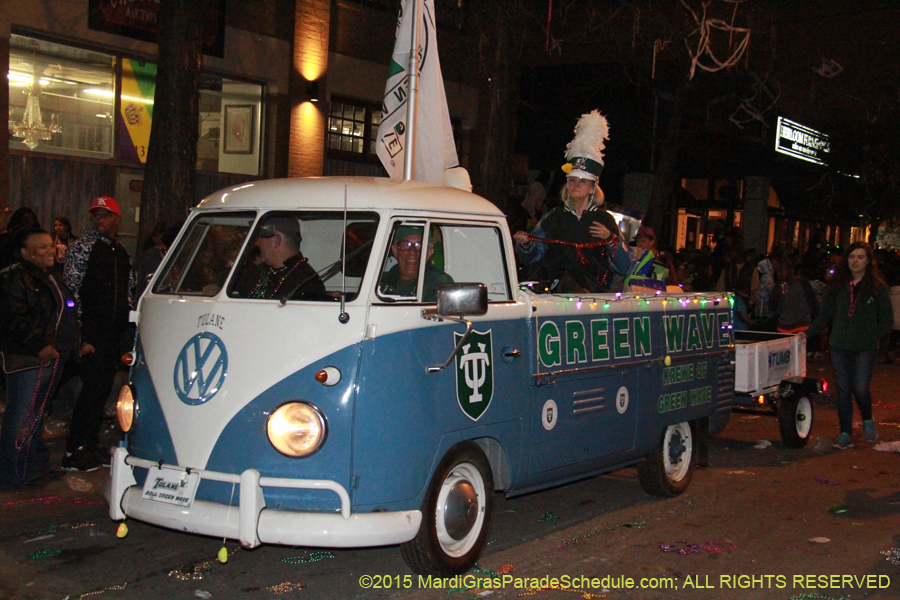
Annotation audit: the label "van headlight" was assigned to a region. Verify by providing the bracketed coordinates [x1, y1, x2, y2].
[117, 384, 138, 433]
[267, 402, 327, 457]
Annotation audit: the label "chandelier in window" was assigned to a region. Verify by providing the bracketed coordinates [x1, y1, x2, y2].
[8, 84, 61, 150]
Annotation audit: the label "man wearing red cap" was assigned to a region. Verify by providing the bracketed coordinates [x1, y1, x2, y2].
[62, 196, 134, 472]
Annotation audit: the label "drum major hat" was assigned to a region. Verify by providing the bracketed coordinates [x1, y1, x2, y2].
[561, 110, 609, 182]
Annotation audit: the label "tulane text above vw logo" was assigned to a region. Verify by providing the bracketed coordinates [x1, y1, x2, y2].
[174, 332, 228, 405]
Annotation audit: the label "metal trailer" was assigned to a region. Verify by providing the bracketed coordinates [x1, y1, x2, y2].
[732, 330, 826, 447]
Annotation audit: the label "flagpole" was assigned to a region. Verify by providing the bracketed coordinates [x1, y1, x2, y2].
[402, 0, 422, 181]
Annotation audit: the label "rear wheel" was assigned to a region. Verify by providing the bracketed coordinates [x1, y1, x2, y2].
[401, 442, 494, 576]
[638, 421, 695, 497]
[778, 395, 813, 448]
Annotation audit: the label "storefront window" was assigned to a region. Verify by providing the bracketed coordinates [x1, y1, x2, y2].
[328, 98, 380, 160]
[198, 77, 263, 175]
[9, 34, 262, 175]
[118, 66, 262, 175]
[8, 34, 116, 157]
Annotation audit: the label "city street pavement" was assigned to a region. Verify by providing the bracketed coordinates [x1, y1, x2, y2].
[2, 356, 900, 600]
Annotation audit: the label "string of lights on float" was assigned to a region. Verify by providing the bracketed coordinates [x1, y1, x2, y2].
[520, 283, 735, 314]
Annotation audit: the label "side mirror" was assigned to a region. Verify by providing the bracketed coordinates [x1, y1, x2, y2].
[435, 283, 487, 318]
[423, 283, 488, 374]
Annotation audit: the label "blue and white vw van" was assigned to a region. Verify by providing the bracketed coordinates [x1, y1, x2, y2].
[107, 177, 734, 575]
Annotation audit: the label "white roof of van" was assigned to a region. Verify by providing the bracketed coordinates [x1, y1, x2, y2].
[196, 177, 504, 217]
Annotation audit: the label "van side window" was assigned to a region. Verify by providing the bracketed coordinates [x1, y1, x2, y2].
[378, 223, 452, 302]
[435, 224, 511, 301]
[377, 222, 510, 303]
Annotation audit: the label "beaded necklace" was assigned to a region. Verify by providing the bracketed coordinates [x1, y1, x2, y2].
[516, 230, 619, 289]
[249, 258, 306, 299]
[14, 357, 60, 483]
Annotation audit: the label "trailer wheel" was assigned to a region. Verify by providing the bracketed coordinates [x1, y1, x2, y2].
[401, 442, 494, 576]
[778, 395, 813, 448]
[638, 421, 695, 497]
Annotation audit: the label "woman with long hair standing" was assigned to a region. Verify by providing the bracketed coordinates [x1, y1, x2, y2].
[803, 242, 893, 449]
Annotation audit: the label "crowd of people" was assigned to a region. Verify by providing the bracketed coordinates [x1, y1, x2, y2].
[511, 109, 895, 453]
[0, 198, 179, 489]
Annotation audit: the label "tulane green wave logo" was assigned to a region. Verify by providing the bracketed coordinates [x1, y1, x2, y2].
[454, 329, 493, 422]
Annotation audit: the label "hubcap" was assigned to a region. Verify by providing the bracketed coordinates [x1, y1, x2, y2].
[795, 398, 812, 437]
[443, 481, 477, 540]
[667, 433, 686, 464]
[663, 423, 692, 482]
[434, 462, 486, 557]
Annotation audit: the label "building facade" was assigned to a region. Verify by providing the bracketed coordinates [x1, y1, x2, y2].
[2, 0, 479, 254]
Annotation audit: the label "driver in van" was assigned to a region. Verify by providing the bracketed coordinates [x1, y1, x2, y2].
[379, 227, 453, 302]
[233, 217, 326, 300]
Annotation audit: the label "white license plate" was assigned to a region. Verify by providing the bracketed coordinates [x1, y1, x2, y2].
[141, 466, 201, 508]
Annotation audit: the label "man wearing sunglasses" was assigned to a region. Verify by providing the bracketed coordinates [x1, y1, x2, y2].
[379, 226, 453, 302]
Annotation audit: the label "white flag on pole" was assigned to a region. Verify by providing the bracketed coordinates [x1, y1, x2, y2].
[376, 0, 458, 183]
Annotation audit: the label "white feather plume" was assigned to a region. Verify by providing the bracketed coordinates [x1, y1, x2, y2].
[564, 110, 609, 165]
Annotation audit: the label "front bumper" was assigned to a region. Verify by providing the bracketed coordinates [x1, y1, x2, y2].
[105, 447, 422, 548]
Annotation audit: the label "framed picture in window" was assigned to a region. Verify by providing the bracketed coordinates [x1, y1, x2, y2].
[223, 105, 254, 154]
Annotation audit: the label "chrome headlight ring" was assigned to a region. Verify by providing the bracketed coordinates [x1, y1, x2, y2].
[116, 383, 139, 433]
[266, 401, 328, 458]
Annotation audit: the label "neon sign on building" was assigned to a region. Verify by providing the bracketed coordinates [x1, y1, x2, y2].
[775, 117, 830, 165]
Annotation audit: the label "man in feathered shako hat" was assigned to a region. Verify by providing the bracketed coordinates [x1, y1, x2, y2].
[514, 110, 632, 293]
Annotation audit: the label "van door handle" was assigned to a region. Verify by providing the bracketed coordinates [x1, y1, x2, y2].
[502, 348, 521, 358]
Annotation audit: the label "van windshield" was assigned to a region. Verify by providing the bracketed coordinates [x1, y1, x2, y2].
[154, 211, 379, 301]
[154, 212, 255, 296]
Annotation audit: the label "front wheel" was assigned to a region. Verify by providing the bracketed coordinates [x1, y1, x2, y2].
[778, 395, 814, 448]
[637, 421, 695, 497]
[401, 442, 494, 576]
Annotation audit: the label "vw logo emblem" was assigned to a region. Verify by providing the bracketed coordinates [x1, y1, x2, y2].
[174, 332, 228, 405]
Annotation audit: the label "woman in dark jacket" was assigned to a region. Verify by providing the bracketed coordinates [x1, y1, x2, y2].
[514, 110, 631, 292]
[803, 242, 893, 450]
[0, 228, 79, 489]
